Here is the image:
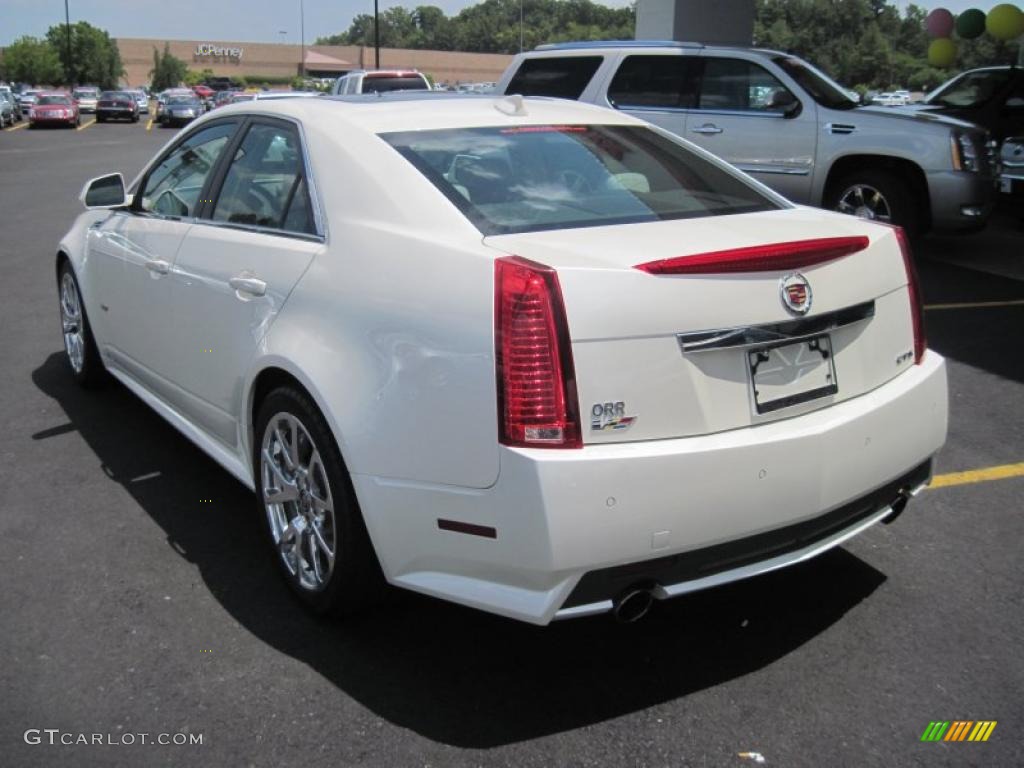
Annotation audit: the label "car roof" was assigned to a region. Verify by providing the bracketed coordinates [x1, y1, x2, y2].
[531, 39, 789, 57]
[202, 92, 644, 135]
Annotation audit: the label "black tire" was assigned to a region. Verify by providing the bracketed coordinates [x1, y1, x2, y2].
[826, 168, 922, 238]
[254, 386, 386, 617]
[57, 262, 106, 388]
[132, 114, 139, 123]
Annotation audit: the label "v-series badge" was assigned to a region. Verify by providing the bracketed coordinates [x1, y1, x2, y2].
[591, 401, 637, 431]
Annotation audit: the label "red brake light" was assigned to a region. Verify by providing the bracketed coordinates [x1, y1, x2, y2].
[889, 226, 926, 364]
[634, 236, 869, 274]
[495, 256, 581, 448]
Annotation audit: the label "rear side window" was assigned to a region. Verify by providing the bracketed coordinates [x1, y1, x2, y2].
[608, 55, 701, 109]
[382, 124, 780, 235]
[699, 59, 791, 112]
[211, 122, 315, 234]
[505, 56, 603, 99]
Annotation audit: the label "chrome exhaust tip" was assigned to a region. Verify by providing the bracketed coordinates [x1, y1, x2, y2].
[612, 586, 655, 624]
[881, 489, 912, 525]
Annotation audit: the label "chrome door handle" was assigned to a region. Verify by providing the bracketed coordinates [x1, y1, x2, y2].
[229, 275, 267, 297]
[691, 124, 723, 135]
[145, 259, 171, 274]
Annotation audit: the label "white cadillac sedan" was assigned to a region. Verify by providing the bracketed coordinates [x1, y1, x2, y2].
[57, 94, 947, 625]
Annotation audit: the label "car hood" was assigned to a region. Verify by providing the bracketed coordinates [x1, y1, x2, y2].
[855, 104, 980, 131]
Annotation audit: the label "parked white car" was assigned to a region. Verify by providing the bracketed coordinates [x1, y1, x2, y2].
[57, 95, 947, 625]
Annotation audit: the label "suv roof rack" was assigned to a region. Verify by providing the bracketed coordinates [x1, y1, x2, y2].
[534, 40, 705, 51]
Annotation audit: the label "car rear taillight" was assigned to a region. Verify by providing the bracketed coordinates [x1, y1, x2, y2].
[887, 225, 926, 364]
[634, 236, 869, 274]
[495, 256, 581, 448]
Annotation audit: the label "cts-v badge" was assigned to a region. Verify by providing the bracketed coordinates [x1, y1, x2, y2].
[780, 273, 812, 315]
[591, 402, 636, 431]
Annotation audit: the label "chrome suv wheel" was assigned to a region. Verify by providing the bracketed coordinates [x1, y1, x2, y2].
[828, 168, 920, 237]
[260, 412, 337, 591]
[254, 387, 385, 616]
[836, 183, 892, 222]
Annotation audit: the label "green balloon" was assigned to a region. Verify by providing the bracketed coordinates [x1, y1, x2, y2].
[986, 4, 1024, 41]
[956, 8, 986, 39]
[928, 38, 958, 68]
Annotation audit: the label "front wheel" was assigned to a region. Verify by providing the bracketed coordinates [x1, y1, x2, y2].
[58, 263, 105, 387]
[826, 169, 921, 237]
[254, 387, 386, 617]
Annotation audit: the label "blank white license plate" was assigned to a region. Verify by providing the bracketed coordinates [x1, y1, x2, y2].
[748, 335, 838, 414]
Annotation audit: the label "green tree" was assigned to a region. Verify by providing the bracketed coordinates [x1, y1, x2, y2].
[149, 44, 188, 91]
[1, 36, 64, 85]
[46, 21, 123, 88]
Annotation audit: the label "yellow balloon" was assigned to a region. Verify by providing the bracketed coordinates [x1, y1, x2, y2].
[928, 38, 958, 68]
[986, 4, 1024, 41]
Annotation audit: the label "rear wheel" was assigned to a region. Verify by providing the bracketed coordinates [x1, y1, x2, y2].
[827, 169, 921, 237]
[58, 263, 105, 387]
[254, 387, 386, 617]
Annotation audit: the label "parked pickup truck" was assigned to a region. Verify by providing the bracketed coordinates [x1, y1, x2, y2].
[498, 41, 998, 235]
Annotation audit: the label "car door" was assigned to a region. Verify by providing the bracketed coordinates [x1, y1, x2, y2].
[605, 53, 701, 140]
[685, 56, 818, 203]
[87, 120, 240, 389]
[166, 118, 324, 450]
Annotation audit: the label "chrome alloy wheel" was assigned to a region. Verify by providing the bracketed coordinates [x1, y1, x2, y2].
[260, 412, 337, 591]
[836, 183, 892, 222]
[60, 272, 85, 373]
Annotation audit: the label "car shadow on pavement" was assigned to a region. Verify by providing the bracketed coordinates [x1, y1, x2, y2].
[33, 351, 888, 749]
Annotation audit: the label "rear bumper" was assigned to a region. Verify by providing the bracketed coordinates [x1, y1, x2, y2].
[353, 351, 948, 625]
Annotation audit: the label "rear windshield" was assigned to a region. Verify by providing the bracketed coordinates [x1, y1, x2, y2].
[100, 91, 132, 100]
[382, 124, 780, 235]
[37, 95, 72, 105]
[505, 56, 603, 99]
[362, 76, 428, 93]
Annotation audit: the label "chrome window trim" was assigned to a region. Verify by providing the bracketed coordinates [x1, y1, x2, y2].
[677, 301, 875, 354]
[193, 217, 325, 244]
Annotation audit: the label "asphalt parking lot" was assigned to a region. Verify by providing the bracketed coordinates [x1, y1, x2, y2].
[1, 119, 1021, 768]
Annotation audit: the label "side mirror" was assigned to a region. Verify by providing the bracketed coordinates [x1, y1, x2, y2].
[768, 89, 801, 118]
[80, 173, 128, 210]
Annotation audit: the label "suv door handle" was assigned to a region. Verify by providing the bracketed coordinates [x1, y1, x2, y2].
[691, 124, 723, 135]
[229, 275, 267, 297]
[145, 258, 171, 274]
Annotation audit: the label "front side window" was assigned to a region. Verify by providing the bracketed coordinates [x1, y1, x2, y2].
[138, 121, 238, 217]
[383, 124, 780, 236]
[505, 56, 603, 99]
[608, 55, 701, 109]
[699, 59, 794, 113]
[211, 122, 315, 234]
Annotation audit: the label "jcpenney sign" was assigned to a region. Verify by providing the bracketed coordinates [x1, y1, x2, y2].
[194, 44, 243, 61]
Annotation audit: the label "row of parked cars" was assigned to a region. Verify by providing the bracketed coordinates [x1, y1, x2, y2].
[0, 84, 152, 128]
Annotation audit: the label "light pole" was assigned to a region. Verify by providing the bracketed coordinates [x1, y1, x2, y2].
[64, 0, 73, 86]
[374, 0, 381, 69]
[279, 30, 287, 43]
[300, 0, 306, 79]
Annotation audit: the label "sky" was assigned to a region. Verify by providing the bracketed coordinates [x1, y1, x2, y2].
[1, 0, 1017, 47]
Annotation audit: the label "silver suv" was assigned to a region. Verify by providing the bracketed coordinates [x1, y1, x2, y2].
[498, 41, 997, 235]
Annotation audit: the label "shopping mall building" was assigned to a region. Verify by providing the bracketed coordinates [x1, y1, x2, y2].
[115, 38, 513, 88]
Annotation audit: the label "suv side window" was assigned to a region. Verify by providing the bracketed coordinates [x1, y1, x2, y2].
[210, 121, 315, 235]
[137, 121, 238, 217]
[505, 56, 603, 99]
[608, 55, 701, 109]
[699, 58, 794, 112]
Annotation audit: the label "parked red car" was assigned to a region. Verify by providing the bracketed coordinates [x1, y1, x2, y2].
[28, 92, 80, 128]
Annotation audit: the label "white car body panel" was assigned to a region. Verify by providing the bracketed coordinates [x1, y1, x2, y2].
[57, 96, 948, 624]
